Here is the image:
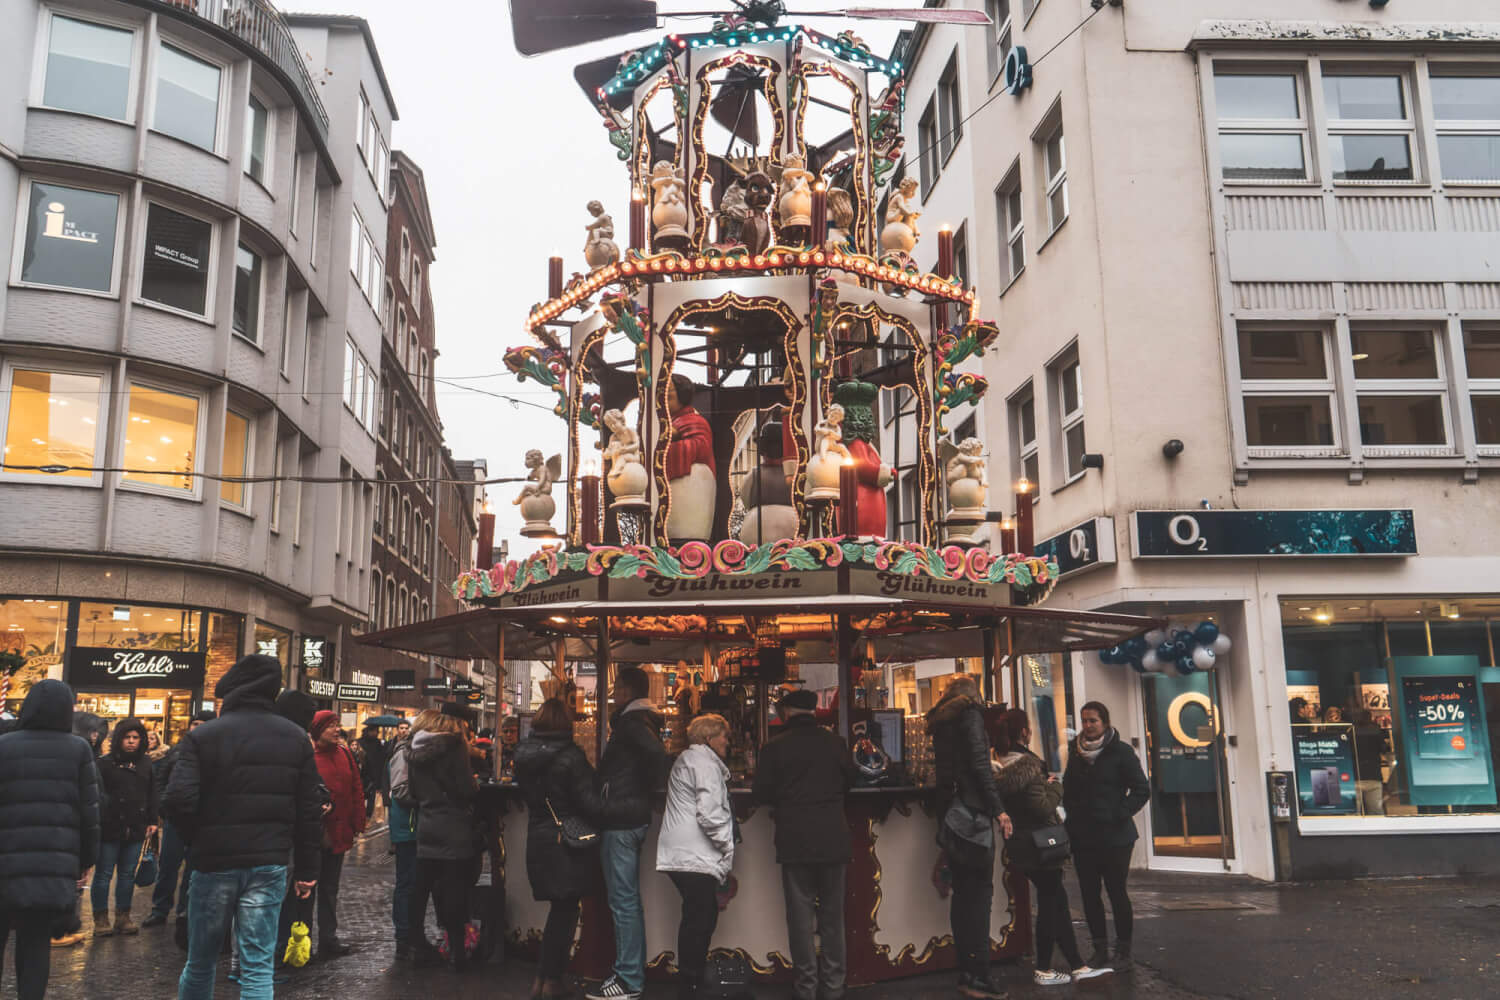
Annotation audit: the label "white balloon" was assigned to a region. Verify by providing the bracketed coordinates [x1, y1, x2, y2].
[1144, 629, 1168, 648]
[1192, 646, 1217, 671]
[1211, 634, 1232, 656]
[1140, 650, 1163, 673]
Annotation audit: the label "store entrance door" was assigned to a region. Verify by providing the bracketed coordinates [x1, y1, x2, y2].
[1141, 670, 1234, 867]
[73, 689, 198, 747]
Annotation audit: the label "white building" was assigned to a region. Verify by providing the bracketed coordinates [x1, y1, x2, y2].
[899, 1, 1500, 879]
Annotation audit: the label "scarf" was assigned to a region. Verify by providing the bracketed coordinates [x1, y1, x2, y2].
[1077, 726, 1117, 763]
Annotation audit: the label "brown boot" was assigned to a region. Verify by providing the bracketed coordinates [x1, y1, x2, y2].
[93, 913, 114, 938]
[115, 913, 139, 936]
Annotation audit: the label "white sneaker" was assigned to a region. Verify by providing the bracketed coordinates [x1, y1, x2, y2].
[1033, 969, 1072, 986]
[586, 976, 642, 1000]
[1072, 965, 1113, 981]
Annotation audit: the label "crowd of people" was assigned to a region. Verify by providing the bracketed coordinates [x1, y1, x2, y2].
[0, 658, 1152, 1000]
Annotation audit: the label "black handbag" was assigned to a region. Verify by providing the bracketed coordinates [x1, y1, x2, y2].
[1029, 823, 1071, 867]
[544, 797, 599, 850]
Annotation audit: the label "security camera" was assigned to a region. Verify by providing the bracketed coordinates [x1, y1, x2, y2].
[1162, 439, 1184, 459]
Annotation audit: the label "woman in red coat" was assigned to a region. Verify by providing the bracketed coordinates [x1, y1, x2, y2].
[310, 711, 365, 958]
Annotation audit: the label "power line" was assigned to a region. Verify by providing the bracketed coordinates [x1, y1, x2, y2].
[0, 463, 531, 487]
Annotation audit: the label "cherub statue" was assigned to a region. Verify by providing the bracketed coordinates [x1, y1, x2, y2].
[583, 200, 619, 268]
[718, 178, 749, 243]
[881, 176, 922, 253]
[513, 449, 562, 504]
[778, 152, 815, 227]
[651, 160, 688, 241]
[602, 409, 642, 469]
[946, 437, 988, 491]
[826, 187, 855, 248]
[602, 408, 648, 507]
[814, 403, 852, 464]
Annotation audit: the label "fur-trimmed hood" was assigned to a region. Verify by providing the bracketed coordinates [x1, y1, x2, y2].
[926, 690, 982, 727]
[993, 748, 1047, 797]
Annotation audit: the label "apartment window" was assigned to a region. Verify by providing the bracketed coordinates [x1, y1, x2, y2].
[399, 230, 411, 285]
[937, 52, 963, 162]
[350, 210, 365, 280]
[385, 578, 396, 628]
[308, 185, 319, 265]
[1039, 116, 1068, 235]
[355, 356, 369, 427]
[382, 281, 394, 332]
[13, 180, 122, 294]
[245, 94, 269, 183]
[995, 165, 1024, 287]
[986, 1, 1013, 84]
[1237, 328, 1337, 451]
[356, 89, 370, 154]
[290, 450, 302, 545]
[270, 439, 284, 531]
[41, 13, 134, 120]
[0, 365, 105, 482]
[387, 485, 399, 541]
[1352, 328, 1449, 450]
[918, 101, 939, 194]
[154, 44, 221, 152]
[1431, 74, 1500, 183]
[289, 153, 304, 236]
[344, 339, 357, 409]
[408, 332, 419, 372]
[401, 498, 411, 557]
[1322, 72, 1416, 182]
[397, 584, 407, 625]
[1214, 71, 1309, 182]
[122, 383, 199, 494]
[375, 136, 389, 196]
[366, 244, 383, 304]
[419, 354, 430, 403]
[1052, 351, 1086, 481]
[1022, 0, 1040, 18]
[279, 293, 295, 377]
[140, 203, 213, 316]
[363, 366, 377, 430]
[1464, 327, 1500, 448]
[410, 259, 422, 315]
[232, 244, 263, 344]
[1009, 384, 1039, 494]
[220, 409, 251, 508]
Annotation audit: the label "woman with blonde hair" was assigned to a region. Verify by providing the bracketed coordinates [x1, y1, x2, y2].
[407, 707, 478, 971]
[657, 713, 734, 1000]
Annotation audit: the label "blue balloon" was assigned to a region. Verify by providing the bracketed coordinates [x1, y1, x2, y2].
[1194, 621, 1221, 646]
[1176, 654, 1197, 674]
[1124, 636, 1148, 658]
[1099, 647, 1119, 665]
[1157, 642, 1177, 663]
[1173, 629, 1197, 649]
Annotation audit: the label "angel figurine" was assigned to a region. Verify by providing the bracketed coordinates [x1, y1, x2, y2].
[778, 152, 815, 227]
[514, 449, 563, 537]
[602, 408, 648, 507]
[941, 437, 988, 543]
[650, 160, 689, 242]
[815, 404, 852, 464]
[583, 200, 620, 268]
[881, 175, 922, 253]
[806, 403, 851, 500]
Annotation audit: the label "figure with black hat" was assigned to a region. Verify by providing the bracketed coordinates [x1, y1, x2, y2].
[143, 708, 217, 931]
[751, 688, 856, 1000]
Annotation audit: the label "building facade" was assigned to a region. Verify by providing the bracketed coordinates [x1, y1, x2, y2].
[0, 1, 394, 734]
[899, 1, 1500, 879]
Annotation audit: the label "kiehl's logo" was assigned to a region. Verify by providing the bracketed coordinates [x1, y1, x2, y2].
[102, 650, 183, 679]
[41, 201, 100, 244]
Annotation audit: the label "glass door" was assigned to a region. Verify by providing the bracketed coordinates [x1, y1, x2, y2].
[1141, 670, 1234, 862]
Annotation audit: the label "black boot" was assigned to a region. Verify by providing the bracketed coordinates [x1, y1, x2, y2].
[1113, 939, 1133, 971]
[676, 974, 700, 1000]
[1087, 938, 1110, 969]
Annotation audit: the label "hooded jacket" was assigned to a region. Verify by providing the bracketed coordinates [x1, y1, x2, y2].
[162, 655, 324, 881]
[597, 700, 667, 830]
[97, 717, 158, 842]
[751, 714, 854, 865]
[407, 730, 477, 859]
[73, 712, 109, 757]
[656, 743, 735, 881]
[994, 748, 1064, 872]
[0, 680, 100, 911]
[514, 732, 604, 902]
[926, 691, 1005, 820]
[314, 734, 366, 854]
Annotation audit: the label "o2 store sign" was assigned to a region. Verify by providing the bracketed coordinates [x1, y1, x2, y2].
[1133, 509, 1417, 558]
[67, 647, 206, 689]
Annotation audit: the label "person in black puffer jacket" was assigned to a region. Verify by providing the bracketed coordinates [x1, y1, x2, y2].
[48, 711, 110, 949]
[93, 717, 157, 937]
[515, 699, 605, 1000]
[1062, 701, 1149, 970]
[406, 709, 479, 972]
[925, 677, 1008, 1000]
[0, 680, 99, 1000]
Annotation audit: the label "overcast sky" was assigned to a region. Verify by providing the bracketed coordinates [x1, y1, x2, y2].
[289, 1, 905, 552]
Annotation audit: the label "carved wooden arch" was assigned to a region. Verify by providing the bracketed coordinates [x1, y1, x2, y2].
[652, 291, 805, 546]
[690, 51, 786, 251]
[791, 59, 871, 256]
[633, 68, 687, 197]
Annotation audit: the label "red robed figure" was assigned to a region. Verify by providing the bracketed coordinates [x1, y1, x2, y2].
[667, 405, 715, 481]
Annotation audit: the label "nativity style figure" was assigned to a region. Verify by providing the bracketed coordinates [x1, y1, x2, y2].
[650, 160, 689, 243]
[881, 175, 921, 253]
[806, 402, 851, 500]
[777, 152, 815, 228]
[718, 178, 749, 244]
[664, 374, 716, 540]
[583, 200, 620, 268]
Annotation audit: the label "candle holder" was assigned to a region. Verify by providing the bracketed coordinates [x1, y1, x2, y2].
[838, 459, 859, 537]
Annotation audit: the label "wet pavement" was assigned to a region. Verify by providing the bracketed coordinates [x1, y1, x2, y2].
[34, 831, 1500, 1000]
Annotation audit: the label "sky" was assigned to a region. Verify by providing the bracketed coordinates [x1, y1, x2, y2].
[287, 1, 906, 553]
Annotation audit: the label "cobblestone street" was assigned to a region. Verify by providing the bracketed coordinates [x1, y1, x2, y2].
[31, 830, 1500, 1000]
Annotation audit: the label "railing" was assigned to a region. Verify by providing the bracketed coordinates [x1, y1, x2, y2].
[156, 0, 330, 140]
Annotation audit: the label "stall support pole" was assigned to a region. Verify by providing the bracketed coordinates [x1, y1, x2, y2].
[1006, 617, 1019, 710]
[836, 612, 854, 742]
[494, 627, 506, 778]
[596, 615, 612, 763]
[982, 627, 995, 703]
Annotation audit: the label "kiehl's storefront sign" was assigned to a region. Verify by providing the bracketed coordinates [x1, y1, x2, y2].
[67, 647, 206, 689]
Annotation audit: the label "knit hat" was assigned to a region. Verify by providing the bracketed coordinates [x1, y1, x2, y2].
[310, 709, 340, 740]
[215, 654, 282, 702]
[777, 688, 818, 713]
[275, 690, 318, 732]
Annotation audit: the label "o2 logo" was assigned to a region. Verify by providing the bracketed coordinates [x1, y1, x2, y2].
[1068, 528, 1091, 562]
[1004, 46, 1033, 97]
[1168, 514, 1209, 552]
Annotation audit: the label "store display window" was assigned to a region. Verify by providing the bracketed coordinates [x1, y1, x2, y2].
[0, 598, 66, 712]
[254, 621, 293, 685]
[1281, 598, 1500, 820]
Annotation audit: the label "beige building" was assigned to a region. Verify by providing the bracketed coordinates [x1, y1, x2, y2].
[900, 1, 1500, 879]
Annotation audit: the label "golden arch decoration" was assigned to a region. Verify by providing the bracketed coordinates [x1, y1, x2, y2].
[690, 51, 786, 251]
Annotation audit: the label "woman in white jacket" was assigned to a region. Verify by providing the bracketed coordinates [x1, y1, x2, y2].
[656, 713, 734, 1000]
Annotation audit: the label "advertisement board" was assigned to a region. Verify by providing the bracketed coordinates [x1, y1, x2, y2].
[1390, 656, 1496, 807]
[1291, 725, 1359, 815]
[66, 646, 206, 689]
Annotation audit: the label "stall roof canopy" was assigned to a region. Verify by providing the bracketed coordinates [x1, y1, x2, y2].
[357, 600, 1159, 666]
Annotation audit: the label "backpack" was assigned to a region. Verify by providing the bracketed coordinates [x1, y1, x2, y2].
[389, 741, 416, 808]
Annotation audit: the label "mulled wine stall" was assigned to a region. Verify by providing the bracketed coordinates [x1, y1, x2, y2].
[360, 11, 1155, 986]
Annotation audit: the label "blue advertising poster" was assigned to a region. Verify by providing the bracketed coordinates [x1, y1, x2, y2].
[1290, 725, 1359, 815]
[1390, 656, 1497, 807]
[1149, 672, 1218, 794]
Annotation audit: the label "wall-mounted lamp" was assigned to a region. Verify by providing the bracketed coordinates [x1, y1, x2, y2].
[1080, 453, 1104, 470]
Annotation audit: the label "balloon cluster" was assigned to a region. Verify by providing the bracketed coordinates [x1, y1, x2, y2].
[1099, 621, 1232, 676]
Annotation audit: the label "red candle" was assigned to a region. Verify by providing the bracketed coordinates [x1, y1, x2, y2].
[630, 188, 646, 251]
[477, 512, 496, 570]
[548, 256, 564, 300]
[1014, 482, 1034, 554]
[839, 460, 859, 536]
[581, 474, 601, 546]
[1000, 518, 1016, 554]
[811, 183, 827, 247]
[936, 226, 954, 278]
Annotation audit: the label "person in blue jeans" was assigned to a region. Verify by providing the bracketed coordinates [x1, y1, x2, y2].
[145, 710, 217, 930]
[93, 718, 157, 937]
[588, 668, 667, 1000]
[163, 655, 323, 1000]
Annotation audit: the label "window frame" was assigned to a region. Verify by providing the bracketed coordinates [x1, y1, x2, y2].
[31, 6, 142, 124]
[1236, 325, 1344, 458]
[1463, 324, 1500, 456]
[244, 89, 274, 187]
[278, 291, 295, 379]
[918, 99, 939, 197]
[9, 176, 128, 298]
[985, 0, 1013, 89]
[149, 38, 228, 156]
[410, 258, 422, 316]
[1048, 347, 1086, 486]
[0, 359, 110, 488]
[1321, 66, 1422, 185]
[231, 241, 265, 347]
[937, 50, 963, 165]
[994, 160, 1025, 291]
[270, 437, 284, 532]
[1429, 69, 1500, 185]
[1007, 381, 1040, 503]
[137, 198, 218, 321]
[289, 152, 304, 238]
[1213, 65, 1314, 185]
[1350, 325, 1453, 456]
[399, 228, 411, 287]
[118, 378, 206, 500]
[219, 407, 253, 511]
[1036, 110, 1069, 238]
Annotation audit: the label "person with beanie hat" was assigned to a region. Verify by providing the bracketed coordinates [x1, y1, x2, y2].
[92, 717, 157, 936]
[308, 709, 365, 958]
[164, 654, 323, 999]
[143, 709, 218, 931]
[0, 680, 99, 1000]
[274, 690, 318, 734]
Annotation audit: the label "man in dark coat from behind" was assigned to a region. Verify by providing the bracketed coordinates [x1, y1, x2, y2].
[164, 655, 323, 1000]
[357, 722, 389, 818]
[0, 680, 99, 1000]
[752, 689, 856, 1000]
